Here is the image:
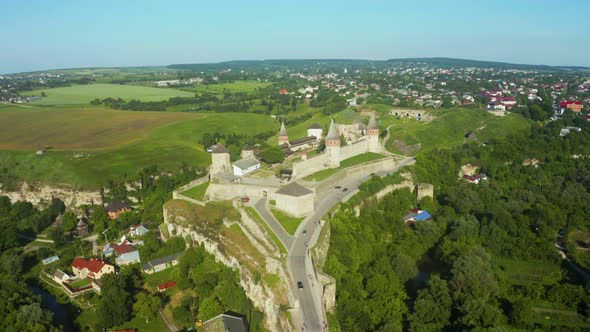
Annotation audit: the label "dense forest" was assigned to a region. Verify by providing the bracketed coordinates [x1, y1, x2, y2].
[326, 112, 590, 331]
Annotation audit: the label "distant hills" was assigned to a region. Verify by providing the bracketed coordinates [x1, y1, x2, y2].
[168, 57, 589, 72]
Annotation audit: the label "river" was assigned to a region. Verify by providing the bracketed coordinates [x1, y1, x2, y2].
[30, 285, 76, 332]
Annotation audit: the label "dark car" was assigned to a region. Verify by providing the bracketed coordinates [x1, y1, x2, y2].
[335, 186, 342, 189]
[343, 188, 348, 192]
[297, 281, 304, 290]
[302, 229, 307, 235]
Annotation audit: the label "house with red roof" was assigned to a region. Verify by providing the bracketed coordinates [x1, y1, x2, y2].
[279, 88, 289, 95]
[157, 281, 177, 292]
[559, 100, 583, 113]
[102, 237, 141, 266]
[71, 258, 114, 280]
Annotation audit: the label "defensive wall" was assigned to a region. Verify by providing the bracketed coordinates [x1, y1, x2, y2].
[314, 156, 395, 197]
[206, 182, 281, 201]
[172, 174, 209, 206]
[292, 139, 372, 179]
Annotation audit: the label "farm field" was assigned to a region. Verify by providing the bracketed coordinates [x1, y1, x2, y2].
[0, 107, 277, 188]
[20, 83, 194, 105]
[0, 105, 202, 150]
[193, 80, 270, 94]
[383, 107, 531, 155]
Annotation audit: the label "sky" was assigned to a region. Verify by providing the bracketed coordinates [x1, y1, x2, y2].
[1, 0, 589, 74]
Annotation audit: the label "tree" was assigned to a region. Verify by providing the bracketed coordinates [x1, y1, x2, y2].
[259, 146, 284, 164]
[409, 275, 452, 332]
[198, 295, 223, 321]
[97, 273, 131, 328]
[62, 211, 78, 232]
[391, 253, 418, 284]
[133, 292, 162, 323]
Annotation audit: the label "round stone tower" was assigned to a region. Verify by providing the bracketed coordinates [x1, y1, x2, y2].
[210, 143, 231, 175]
[367, 112, 380, 153]
[325, 119, 341, 168]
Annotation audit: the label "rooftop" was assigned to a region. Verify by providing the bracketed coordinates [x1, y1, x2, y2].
[233, 157, 260, 170]
[275, 182, 313, 197]
[211, 143, 229, 154]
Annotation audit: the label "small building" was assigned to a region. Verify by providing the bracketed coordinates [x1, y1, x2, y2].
[232, 157, 261, 177]
[103, 237, 141, 266]
[52, 269, 71, 284]
[273, 182, 314, 217]
[560, 100, 583, 113]
[307, 123, 323, 141]
[279, 88, 289, 95]
[402, 209, 433, 224]
[42, 255, 60, 265]
[157, 281, 177, 292]
[71, 258, 114, 280]
[142, 252, 183, 274]
[202, 312, 249, 332]
[128, 224, 149, 238]
[105, 201, 131, 220]
[241, 146, 255, 159]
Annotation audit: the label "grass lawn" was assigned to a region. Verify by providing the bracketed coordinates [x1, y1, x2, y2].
[245, 207, 287, 256]
[383, 107, 531, 155]
[21, 83, 194, 105]
[194, 80, 270, 94]
[181, 182, 209, 201]
[270, 208, 305, 236]
[304, 152, 387, 182]
[0, 110, 276, 188]
[492, 256, 561, 285]
[69, 278, 91, 289]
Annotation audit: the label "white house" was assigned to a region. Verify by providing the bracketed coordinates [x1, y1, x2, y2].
[232, 157, 261, 177]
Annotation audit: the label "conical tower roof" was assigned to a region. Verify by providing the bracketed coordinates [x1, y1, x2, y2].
[325, 119, 339, 140]
[367, 112, 378, 130]
[278, 121, 288, 136]
[211, 143, 229, 154]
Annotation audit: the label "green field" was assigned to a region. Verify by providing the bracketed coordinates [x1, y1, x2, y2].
[0, 107, 277, 188]
[194, 80, 270, 94]
[181, 182, 209, 201]
[270, 208, 305, 235]
[21, 83, 194, 105]
[304, 152, 387, 181]
[384, 108, 531, 155]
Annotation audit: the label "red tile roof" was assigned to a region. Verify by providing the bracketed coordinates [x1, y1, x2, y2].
[71, 257, 107, 273]
[157, 281, 177, 291]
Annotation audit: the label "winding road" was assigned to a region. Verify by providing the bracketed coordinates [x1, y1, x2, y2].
[254, 157, 416, 331]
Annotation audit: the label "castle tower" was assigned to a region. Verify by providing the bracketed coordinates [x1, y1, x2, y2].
[367, 112, 380, 153]
[278, 121, 289, 146]
[325, 119, 341, 167]
[210, 143, 231, 175]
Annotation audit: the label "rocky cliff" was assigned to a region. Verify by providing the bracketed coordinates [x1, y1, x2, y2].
[0, 182, 102, 207]
[163, 199, 296, 332]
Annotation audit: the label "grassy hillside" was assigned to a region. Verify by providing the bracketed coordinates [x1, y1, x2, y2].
[20, 83, 194, 104]
[384, 108, 531, 155]
[193, 80, 270, 94]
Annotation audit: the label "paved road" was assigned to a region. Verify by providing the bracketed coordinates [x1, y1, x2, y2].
[289, 157, 416, 331]
[254, 198, 294, 249]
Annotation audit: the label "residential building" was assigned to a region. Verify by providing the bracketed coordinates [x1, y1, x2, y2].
[142, 252, 183, 274]
[105, 201, 131, 220]
[71, 258, 114, 280]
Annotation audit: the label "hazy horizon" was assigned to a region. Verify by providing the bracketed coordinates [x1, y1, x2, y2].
[1, 0, 589, 74]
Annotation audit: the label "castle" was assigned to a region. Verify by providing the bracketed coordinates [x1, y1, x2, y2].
[291, 112, 380, 178]
[200, 112, 385, 217]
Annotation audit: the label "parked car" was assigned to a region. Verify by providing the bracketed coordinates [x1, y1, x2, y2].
[297, 281, 304, 290]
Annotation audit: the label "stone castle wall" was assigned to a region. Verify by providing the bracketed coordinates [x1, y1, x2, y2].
[315, 157, 395, 197]
[339, 140, 369, 161]
[292, 153, 329, 179]
[207, 183, 280, 201]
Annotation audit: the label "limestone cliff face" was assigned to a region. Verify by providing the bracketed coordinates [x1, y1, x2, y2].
[163, 200, 296, 332]
[310, 221, 337, 313]
[0, 182, 102, 207]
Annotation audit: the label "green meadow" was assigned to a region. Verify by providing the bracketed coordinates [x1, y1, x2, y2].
[383, 108, 531, 155]
[193, 80, 271, 94]
[21, 83, 194, 105]
[0, 106, 277, 188]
